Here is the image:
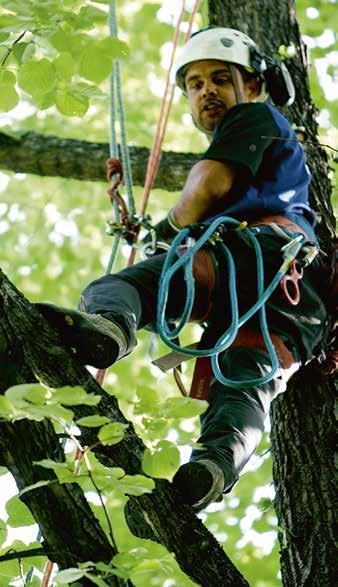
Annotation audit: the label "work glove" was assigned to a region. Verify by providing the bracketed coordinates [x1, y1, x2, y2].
[142, 209, 182, 255]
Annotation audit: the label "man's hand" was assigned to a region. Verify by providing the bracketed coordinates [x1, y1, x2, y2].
[142, 210, 181, 254]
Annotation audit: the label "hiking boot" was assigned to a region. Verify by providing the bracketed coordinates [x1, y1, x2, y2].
[35, 303, 129, 368]
[173, 459, 225, 512]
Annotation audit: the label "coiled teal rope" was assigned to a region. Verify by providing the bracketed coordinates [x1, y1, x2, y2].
[157, 216, 305, 388]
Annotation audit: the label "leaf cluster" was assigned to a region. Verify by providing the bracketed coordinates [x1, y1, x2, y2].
[0, 0, 128, 116]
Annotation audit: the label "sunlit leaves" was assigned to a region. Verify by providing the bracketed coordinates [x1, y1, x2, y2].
[79, 45, 113, 85]
[18, 58, 56, 96]
[76, 415, 111, 427]
[2, 383, 101, 423]
[142, 440, 180, 480]
[0, 3, 129, 117]
[53, 52, 75, 82]
[0, 520, 7, 547]
[5, 495, 36, 527]
[0, 69, 19, 111]
[97, 422, 128, 446]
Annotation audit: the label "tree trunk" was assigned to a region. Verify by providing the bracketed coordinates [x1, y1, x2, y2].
[208, 1, 336, 585]
[0, 269, 249, 587]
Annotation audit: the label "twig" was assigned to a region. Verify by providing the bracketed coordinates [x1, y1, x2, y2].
[261, 135, 338, 153]
[1, 31, 27, 67]
[0, 547, 46, 563]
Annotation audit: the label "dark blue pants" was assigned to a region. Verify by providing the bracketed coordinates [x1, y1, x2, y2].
[81, 231, 326, 491]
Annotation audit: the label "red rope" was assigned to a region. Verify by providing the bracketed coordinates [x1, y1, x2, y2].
[96, 1, 201, 384]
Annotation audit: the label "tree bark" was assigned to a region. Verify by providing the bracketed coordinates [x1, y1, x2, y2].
[0, 130, 197, 191]
[208, 1, 336, 585]
[0, 269, 249, 587]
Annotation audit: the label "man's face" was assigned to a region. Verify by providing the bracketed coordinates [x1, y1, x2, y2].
[185, 59, 256, 136]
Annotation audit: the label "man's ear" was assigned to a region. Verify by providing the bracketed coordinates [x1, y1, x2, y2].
[246, 76, 262, 101]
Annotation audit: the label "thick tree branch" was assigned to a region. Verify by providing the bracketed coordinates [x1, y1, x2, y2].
[0, 131, 198, 191]
[0, 269, 249, 587]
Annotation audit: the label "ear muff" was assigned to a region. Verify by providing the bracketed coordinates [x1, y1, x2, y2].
[263, 62, 295, 106]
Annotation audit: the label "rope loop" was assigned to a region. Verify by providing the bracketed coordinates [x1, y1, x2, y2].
[157, 217, 307, 388]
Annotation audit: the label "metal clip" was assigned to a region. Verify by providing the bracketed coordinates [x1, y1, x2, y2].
[300, 245, 319, 267]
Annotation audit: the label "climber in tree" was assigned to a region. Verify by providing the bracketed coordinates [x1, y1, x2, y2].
[37, 28, 327, 512]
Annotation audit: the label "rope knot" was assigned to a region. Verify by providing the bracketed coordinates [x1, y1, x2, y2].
[107, 157, 123, 185]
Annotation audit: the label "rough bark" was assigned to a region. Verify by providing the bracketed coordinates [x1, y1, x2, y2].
[209, 1, 336, 585]
[270, 371, 336, 587]
[0, 269, 249, 587]
[0, 130, 197, 191]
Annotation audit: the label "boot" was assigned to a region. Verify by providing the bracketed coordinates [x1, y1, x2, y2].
[35, 303, 129, 368]
[173, 459, 225, 512]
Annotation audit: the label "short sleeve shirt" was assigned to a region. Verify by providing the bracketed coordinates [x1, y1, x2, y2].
[200, 103, 317, 238]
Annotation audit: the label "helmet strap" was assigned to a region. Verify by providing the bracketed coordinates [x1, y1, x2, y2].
[229, 64, 247, 104]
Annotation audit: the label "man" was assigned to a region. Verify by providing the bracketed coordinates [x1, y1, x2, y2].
[38, 27, 327, 511]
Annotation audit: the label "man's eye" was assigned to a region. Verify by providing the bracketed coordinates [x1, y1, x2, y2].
[189, 81, 203, 90]
[215, 77, 231, 85]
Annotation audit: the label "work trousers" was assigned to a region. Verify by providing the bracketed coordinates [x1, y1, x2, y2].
[81, 229, 326, 492]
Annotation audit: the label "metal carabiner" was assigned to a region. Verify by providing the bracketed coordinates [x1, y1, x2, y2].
[280, 259, 304, 305]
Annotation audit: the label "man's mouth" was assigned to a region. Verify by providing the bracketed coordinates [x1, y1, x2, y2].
[202, 102, 225, 114]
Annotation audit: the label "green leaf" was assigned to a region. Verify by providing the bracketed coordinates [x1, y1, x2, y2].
[117, 474, 155, 496]
[19, 480, 55, 497]
[98, 422, 128, 446]
[26, 404, 74, 423]
[85, 574, 110, 587]
[5, 384, 36, 407]
[142, 440, 180, 481]
[49, 30, 72, 53]
[54, 568, 87, 584]
[0, 70, 16, 84]
[34, 458, 82, 484]
[0, 395, 14, 419]
[25, 385, 50, 404]
[162, 397, 208, 419]
[12, 42, 31, 64]
[0, 520, 7, 547]
[98, 37, 129, 60]
[52, 386, 101, 406]
[76, 415, 110, 427]
[79, 44, 112, 84]
[53, 52, 74, 82]
[18, 58, 56, 96]
[134, 386, 160, 414]
[55, 88, 89, 117]
[0, 83, 19, 111]
[33, 459, 69, 471]
[6, 495, 35, 527]
[33, 91, 55, 110]
[78, 5, 108, 25]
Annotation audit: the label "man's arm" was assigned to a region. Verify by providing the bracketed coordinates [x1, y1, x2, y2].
[171, 159, 236, 227]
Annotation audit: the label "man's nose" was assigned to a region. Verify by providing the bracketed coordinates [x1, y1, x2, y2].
[202, 81, 218, 96]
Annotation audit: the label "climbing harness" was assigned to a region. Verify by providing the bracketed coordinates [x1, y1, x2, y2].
[156, 216, 319, 389]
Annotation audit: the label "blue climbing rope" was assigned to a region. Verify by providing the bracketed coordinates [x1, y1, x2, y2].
[157, 216, 306, 388]
[105, 0, 135, 275]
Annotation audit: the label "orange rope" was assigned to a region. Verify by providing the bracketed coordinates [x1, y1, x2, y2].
[139, 0, 200, 216]
[41, 560, 54, 587]
[96, 1, 201, 385]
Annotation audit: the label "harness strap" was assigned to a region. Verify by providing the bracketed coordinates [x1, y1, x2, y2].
[189, 330, 297, 399]
[177, 246, 217, 322]
[250, 214, 311, 240]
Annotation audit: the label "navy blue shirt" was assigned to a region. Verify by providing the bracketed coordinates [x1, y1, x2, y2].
[201, 103, 317, 241]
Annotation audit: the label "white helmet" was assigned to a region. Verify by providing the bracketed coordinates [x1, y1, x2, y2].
[175, 27, 295, 106]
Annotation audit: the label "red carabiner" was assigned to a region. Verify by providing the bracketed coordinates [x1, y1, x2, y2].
[280, 260, 304, 306]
